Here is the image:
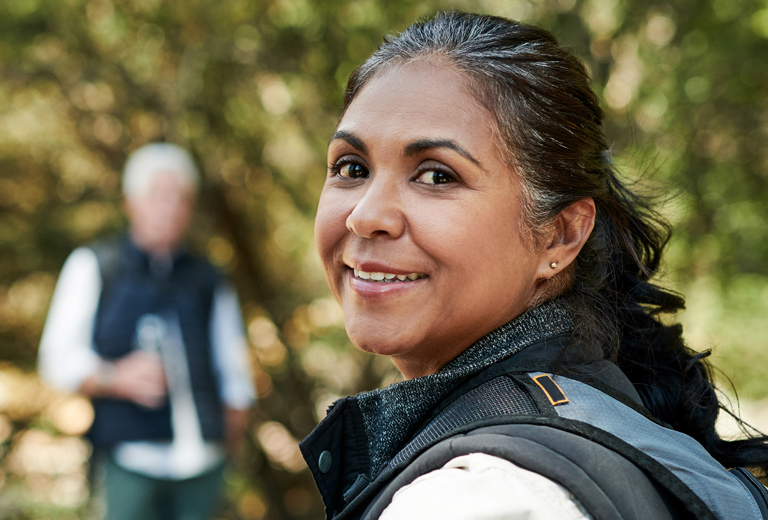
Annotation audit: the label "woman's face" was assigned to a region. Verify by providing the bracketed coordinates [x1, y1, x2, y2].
[315, 60, 549, 379]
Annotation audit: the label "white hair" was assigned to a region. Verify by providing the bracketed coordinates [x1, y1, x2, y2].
[122, 143, 200, 199]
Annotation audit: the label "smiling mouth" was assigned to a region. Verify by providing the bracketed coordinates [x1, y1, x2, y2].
[353, 268, 426, 283]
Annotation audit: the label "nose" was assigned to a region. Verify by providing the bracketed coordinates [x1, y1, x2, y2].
[345, 178, 406, 239]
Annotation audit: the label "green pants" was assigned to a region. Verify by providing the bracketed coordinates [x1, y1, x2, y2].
[102, 456, 225, 520]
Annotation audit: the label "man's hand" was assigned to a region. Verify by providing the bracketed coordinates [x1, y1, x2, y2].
[80, 351, 167, 408]
[111, 351, 168, 408]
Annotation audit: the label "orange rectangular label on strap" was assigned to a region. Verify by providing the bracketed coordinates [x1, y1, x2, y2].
[532, 374, 569, 406]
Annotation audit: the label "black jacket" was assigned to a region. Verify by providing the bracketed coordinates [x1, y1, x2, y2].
[300, 307, 767, 520]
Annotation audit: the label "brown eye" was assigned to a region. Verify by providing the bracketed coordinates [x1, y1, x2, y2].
[339, 163, 368, 179]
[416, 169, 455, 184]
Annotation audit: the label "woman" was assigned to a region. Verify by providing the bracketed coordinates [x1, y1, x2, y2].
[300, 11, 768, 520]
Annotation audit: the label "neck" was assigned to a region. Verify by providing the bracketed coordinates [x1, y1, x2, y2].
[392, 354, 452, 380]
[391, 313, 538, 380]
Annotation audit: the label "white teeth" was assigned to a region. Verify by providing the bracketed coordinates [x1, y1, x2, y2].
[353, 269, 424, 283]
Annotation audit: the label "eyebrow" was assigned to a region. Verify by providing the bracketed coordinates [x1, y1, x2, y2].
[329, 130, 367, 154]
[404, 139, 481, 167]
[329, 132, 482, 168]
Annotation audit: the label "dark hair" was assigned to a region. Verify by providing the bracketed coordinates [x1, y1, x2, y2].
[343, 11, 768, 471]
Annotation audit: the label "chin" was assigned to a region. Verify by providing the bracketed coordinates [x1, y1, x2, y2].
[346, 325, 415, 359]
[350, 335, 402, 358]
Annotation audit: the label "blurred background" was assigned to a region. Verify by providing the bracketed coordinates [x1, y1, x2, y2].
[0, 0, 766, 518]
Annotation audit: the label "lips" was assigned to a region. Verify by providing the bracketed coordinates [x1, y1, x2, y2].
[345, 263, 427, 297]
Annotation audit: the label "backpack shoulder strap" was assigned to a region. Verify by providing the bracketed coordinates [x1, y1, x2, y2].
[731, 468, 768, 518]
[362, 423, 688, 520]
[353, 372, 720, 520]
[547, 374, 763, 520]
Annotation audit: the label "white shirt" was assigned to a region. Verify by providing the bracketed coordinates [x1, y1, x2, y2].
[38, 247, 255, 479]
[381, 453, 592, 520]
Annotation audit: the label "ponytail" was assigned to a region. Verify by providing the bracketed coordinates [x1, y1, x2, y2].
[569, 163, 768, 471]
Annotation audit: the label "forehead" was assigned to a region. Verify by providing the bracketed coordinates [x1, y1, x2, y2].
[129, 170, 195, 201]
[338, 60, 497, 152]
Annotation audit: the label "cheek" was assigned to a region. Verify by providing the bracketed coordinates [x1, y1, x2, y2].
[413, 198, 522, 263]
[314, 191, 349, 270]
[170, 200, 193, 220]
[414, 197, 534, 298]
[171, 206, 193, 233]
[128, 203, 153, 229]
[157, 205, 188, 229]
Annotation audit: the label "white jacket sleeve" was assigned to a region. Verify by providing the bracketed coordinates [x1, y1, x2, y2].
[380, 453, 592, 520]
[37, 247, 103, 392]
[209, 282, 255, 409]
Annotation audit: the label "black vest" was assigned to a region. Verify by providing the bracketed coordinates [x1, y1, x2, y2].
[87, 236, 225, 446]
[301, 332, 768, 520]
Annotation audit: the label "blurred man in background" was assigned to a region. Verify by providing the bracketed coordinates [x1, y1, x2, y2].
[38, 143, 255, 520]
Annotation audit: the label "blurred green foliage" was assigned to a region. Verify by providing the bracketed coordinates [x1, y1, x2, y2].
[0, 0, 765, 518]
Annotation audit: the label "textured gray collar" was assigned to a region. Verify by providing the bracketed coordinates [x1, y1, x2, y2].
[355, 300, 573, 476]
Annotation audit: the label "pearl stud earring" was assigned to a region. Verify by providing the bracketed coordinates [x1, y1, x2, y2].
[550, 262, 557, 269]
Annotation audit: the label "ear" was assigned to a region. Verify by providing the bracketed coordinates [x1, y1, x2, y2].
[535, 198, 596, 281]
